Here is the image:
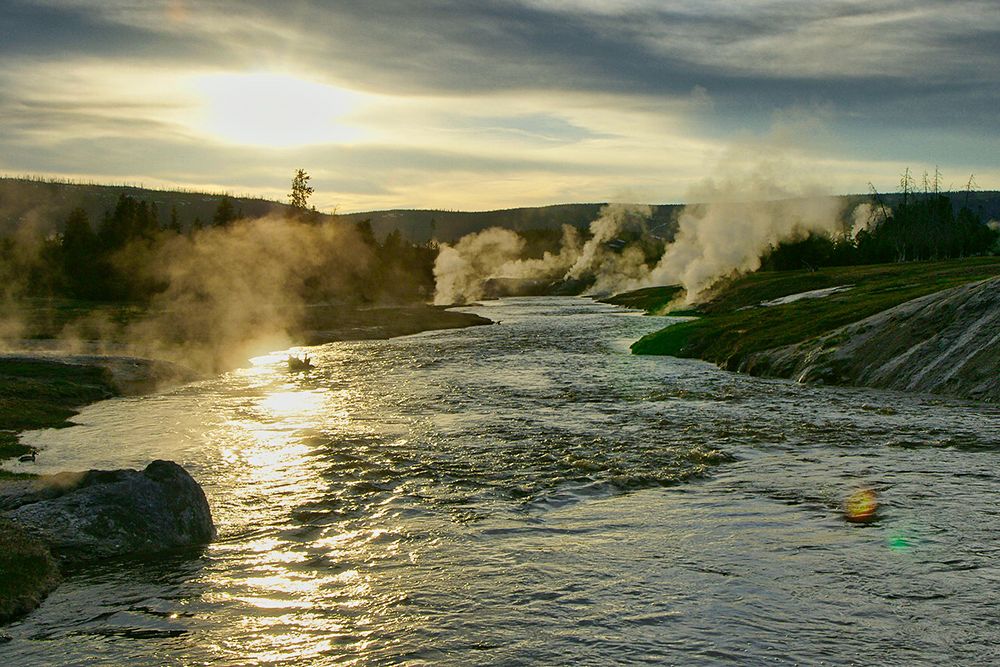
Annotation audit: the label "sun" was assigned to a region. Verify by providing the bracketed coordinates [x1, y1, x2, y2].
[192, 72, 367, 148]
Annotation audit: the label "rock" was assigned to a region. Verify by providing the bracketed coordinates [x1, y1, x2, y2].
[4, 460, 214, 560]
[742, 277, 1000, 402]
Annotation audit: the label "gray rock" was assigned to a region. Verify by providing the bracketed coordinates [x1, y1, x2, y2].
[4, 460, 214, 560]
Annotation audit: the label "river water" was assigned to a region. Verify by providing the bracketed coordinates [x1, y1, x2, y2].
[6, 297, 1000, 665]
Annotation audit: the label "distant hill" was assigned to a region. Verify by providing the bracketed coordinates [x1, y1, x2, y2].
[2, 177, 998, 243]
[335, 203, 683, 243]
[0, 177, 308, 236]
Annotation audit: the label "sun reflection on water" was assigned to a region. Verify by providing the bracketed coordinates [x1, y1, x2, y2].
[194, 350, 395, 665]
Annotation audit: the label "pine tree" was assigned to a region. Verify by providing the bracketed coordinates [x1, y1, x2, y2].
[213, 196, 238, 227]
[289, 169, 314, 210]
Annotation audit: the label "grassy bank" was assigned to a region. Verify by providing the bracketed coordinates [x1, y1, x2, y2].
[0, 358, 120, 622]
[299, 304, 493, 344]
[629, 257, 1000, 368]
[0, 358, 118, 478]
[599, 285, 684, 313]
[6, 298, 492, 351]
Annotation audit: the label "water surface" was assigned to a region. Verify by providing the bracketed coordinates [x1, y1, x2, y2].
[7, 297, 1000, 665]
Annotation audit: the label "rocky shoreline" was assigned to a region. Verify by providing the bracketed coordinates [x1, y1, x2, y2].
[0, 461, 214, 624]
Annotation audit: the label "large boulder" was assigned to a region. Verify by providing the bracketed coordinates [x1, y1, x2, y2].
[3, 460, 214, 560]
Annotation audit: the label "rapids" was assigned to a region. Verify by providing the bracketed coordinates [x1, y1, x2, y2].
[5, 297, 999, 665]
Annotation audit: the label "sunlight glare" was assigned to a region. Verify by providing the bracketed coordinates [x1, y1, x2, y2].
[193, 72, 367, 147]
[260, 389, 328, 417]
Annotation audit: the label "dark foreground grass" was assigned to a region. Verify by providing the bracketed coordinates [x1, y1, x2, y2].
[0, 359, 121, 622]
[630, 257, 1000, 367]
[0, 519, 60, 624]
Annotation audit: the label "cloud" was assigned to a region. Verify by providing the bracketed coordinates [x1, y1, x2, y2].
[0, 0, 998, 209]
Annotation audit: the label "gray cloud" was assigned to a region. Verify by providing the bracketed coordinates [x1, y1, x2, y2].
[1, 0, 998, 207]
[9, 1, 999, 102]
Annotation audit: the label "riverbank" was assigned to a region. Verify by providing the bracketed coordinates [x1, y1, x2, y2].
[1, 302, 490, 472]
[298, 304, 492, 345]
[621, 257, 1000, 399]
[0, 357, 121, 479]
[0, 357, 124, 624]
[0, 353, 201, 623]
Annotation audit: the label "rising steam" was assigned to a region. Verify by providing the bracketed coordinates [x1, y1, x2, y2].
[433, 203, 654, 304]
[122, 216, 372, 370]
[1, 215, 374, 372]
[644, 194, 846, 303]
[433, 173, 865, 305]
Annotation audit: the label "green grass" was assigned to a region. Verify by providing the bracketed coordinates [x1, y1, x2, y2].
[630, 257, 1000, 367]
[0, 357, 119, 623]
[0, 432, 32, 460]
[599, 285, 685, 313]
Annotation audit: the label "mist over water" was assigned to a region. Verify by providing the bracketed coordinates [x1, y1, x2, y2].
[1, 213, 379, 371]
[433, 195, 858, 306]
[431, 146, 886, 306]
[6, 298, 1000, 665]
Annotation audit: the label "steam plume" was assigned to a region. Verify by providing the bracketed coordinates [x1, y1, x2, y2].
[121, 216, 372, 370]
[433, 175, 864, 305]
[644, 195, 846, 303]
[432, 203, 654, 304]
[433, 227, 526, 305]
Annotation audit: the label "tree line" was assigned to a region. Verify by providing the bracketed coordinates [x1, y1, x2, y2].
[761, 172, 998, 272]
[1, 189, 437, 305]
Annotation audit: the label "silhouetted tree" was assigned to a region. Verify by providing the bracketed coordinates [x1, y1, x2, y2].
[289, 169, 314, 210]
[60, 208, 101, 298]
[167, 205, 182, 233]
[213, 196, 238, 227]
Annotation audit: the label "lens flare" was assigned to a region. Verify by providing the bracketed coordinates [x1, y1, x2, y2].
[844, 488, 878, 522]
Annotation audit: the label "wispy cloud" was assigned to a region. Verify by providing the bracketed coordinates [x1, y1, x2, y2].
[0, 0, 997, 209]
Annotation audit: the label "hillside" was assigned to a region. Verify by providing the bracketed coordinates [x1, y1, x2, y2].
[2, 177, 998, 243]
[0, 178, 681, 243]
[333, 190, 1000, 244]
[741, 277, 1000, 401]
[335, 203, 683, 243]
[0, 178, 312, 237]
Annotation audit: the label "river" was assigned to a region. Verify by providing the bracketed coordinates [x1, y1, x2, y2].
[6, 297, 1000, 665]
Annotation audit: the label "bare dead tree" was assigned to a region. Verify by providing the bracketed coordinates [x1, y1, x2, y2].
[964, 173, 978, 208]
[899, 167, 915, 206]
[868, 182, 891, 223]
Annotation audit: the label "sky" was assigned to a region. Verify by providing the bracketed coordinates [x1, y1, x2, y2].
[1, 0, 998, 212]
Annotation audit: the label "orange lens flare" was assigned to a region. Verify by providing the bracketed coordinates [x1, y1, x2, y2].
[845, 488, 878, 522]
